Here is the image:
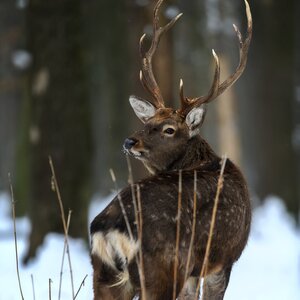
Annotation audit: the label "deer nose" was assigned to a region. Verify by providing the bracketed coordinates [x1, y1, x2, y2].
[124, 138, 138, 150]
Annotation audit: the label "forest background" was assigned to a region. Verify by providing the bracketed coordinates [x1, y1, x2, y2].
[0, 0, 299, 263]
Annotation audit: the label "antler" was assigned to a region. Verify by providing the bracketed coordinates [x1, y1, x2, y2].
[139, 0, 182, 109]
[179, 0, 252, 116]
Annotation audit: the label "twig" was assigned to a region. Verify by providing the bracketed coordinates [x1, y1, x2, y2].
[8, 173, 25, 300]
[74, 274, 88, 300]
[184, 170, 198, 282]
[126, 156, 146, 300]
[110, 167, 146, 298]
[49, 156, 75, 299]
[31, 274, 36, 300]
[58, 210, 72, 300]
[195, 155, 227, 300]
[136, 185, 146, 299]
[173, 170, 182, 300]
[49, 278, 53, 300]
[109, 169, 134, 241]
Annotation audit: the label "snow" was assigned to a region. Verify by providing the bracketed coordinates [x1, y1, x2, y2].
[0, 192, 299, 300]
[165, 6, 180, 19]
[16, 0, 29, 10]
[11, 50, 32, 70]
[226, 196, 300, 300]
[135, 0, 150, 7]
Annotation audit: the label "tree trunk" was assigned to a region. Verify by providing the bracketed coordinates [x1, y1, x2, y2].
[0, 0, 25, 213]
[23, 0, 92, 263]
[238, 0, 299, 216]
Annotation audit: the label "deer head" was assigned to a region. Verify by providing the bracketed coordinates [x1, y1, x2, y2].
[123, 0, 252, 174]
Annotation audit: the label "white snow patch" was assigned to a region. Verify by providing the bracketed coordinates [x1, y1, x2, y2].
[16, 0, 29, 9]
[165, 6, 180, 19]
[135, 0, 149, 7]
[0, 193, 299, 299]
[11, 50, 32, 70]
[226, 196, 300, 300]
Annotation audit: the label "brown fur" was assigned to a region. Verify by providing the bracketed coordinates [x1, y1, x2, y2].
[90, 115, 251, 299]
[90, 0, 252, 297]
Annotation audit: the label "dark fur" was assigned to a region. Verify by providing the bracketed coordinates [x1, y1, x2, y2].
[91, 131, 251, 300]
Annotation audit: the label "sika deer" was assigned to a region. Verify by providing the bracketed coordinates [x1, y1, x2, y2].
[90, 0, 252, 299]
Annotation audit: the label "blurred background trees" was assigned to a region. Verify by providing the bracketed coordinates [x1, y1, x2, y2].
[0, 0, 299, 261]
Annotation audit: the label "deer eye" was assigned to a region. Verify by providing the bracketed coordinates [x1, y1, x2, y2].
[163, 127, 175, 135]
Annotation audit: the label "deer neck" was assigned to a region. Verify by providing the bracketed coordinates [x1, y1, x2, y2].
[168, 136, 218, 171]
[145, 136, 219, 174]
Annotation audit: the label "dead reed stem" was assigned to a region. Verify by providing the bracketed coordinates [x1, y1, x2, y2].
[109, 169, 134, 241]
[184, 170, 198, 283]
[173, 170, 182, 300]
[49, 278, 52, 300]
[58, 210, 72, 300]
[74, 274, 88, 300]
[8, 173, 25, 300]
[136, 185, 146, 299]
[49, 156, 75, 299]
[195, 155, 227, 300]
[126, 156, 146, 300]
[31, 274, 36, 300]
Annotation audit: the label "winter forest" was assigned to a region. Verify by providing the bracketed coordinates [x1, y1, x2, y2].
[0, 0, 299, 299]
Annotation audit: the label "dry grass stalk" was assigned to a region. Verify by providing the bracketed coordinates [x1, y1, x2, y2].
[184, 170, 198, 283]
[74, 274, 88, 299]
[58, 209, 72, 300]
[109, 169, 134, 241]
[49, 278, 52, 300]
[126, 156, 146, 299]
[136, 185, 146, 299]
[110, 164, 146, 299]
[49, 156, 75, 299]
[31, 274, 36, 300]
[194, 155, 227, 300]
[8, 173, 25, 300]
[173, 170, 183, 300]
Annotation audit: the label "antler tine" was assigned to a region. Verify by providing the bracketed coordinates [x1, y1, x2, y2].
[179, 79, 189, 111]
[179, 50, 220, 115]
[204, 49, 220, 102]
[180, 0, 252, 115]
[139, 0, 183, 108]
[216, 0, 252, 97]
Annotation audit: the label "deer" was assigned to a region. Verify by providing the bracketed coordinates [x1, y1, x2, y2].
[90, 0, 252, 299]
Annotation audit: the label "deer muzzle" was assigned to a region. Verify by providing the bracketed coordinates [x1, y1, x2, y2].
[123, 138, 138, 150]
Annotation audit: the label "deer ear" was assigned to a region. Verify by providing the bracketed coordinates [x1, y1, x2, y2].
[185, 105, 206, 137]
[129, 95, 157, 123]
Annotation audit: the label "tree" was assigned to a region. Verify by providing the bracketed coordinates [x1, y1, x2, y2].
[0, 0, 24, 207]
[22, 0, 92, 263]
[237, 0, 299, 218]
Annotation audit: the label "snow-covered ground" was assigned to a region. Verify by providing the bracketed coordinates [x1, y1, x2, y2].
[0, 193, 299, 300]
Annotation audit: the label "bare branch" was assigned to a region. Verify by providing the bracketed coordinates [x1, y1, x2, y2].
[8, 173, 25, 300]
[173, 170, 182, 300]
[109, 168, 134, 241]
[31, 274, 36, 300]
[126, 156, 146, 299]
[48, 278, 53, 300]
[194, 155, 227, 300]
[136, 185, 146, 300]
[58, 210, 72, 300]
[184, 170, 198, 282]
[49, 157, 75, 299]
[73, 274, 88, 300]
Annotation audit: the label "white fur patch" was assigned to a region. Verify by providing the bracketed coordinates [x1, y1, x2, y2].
[129, 95, 156, 123]
[185, 106, 206, 137]
[91, 231, 139, 271]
